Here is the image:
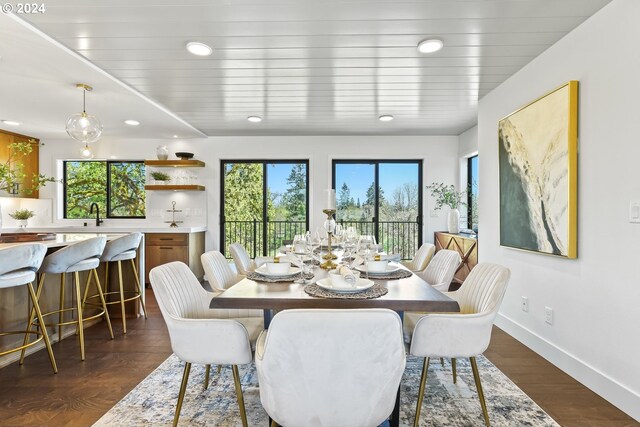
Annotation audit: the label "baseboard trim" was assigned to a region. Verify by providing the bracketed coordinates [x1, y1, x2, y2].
[495, 313, 640, 422]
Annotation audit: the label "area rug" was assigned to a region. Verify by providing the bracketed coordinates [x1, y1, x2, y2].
[93, 354, 559, 426]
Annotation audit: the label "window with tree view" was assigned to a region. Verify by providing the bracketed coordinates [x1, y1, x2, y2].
[64, 160, 146, 219]
[467, 155, 478, 231]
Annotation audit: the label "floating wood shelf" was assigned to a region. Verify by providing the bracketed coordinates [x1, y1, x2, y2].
[144, 160, 205, 167]
[144, 185, 205, 191]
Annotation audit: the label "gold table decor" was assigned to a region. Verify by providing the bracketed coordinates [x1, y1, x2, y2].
[320, 208, 338, 269]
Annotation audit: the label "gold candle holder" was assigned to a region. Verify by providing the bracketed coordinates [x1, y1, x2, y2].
[320, 208, 338, 270]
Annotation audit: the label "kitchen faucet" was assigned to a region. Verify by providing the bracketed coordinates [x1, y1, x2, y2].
[90, 203, 103, 227]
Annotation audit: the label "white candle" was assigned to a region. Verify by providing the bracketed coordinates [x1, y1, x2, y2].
[325, 189, 336, 210]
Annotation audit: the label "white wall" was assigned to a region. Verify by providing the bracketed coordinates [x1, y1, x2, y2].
[37, 135, 459, 250]
[457, 126, 478, 224]
[478, 0, 640, 419]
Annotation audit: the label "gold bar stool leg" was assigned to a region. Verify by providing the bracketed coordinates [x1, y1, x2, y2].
[470, 357, 491, 427]
[204, 365, 211, 389]
[414, 357, 430, 427]
[217, 365, 221, 374]
[81, 267, 93, 308]
[271, 421, 278, 427]
[130, 259, 147, 319]
[20, 273, 45, 364]
[174, 362, 191, 427]
[104, 261, 110, 298]
[452, 358, 457, 384]
[232, 365, 248, 427]
[74, 272, 86, 361]
[27, 281, 58, 373]
[93, 269, 114, 339]
[117, 260, 127, 334]
[58, 273, 66, 340]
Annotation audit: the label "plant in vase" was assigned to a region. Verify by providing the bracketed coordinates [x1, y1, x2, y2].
[9, 208, 35, 230]
[426, 182, 466, 234]
[150, 171, 171, 185]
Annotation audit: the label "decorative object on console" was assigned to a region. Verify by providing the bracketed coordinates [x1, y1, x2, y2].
[320, 189, 337, 270]
[9, 208, 34, 230]
[65, 83, 103, 144]
[426, 182, 466, 234]
[156, 145, 169, 160]
[498, 81, 578, 258]
[175, 152, 194, 160]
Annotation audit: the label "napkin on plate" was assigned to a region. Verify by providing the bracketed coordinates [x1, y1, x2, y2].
[284, 252, 304, 269]
[255, 256, 280, 268]
[375, 253, 401, 262]
[349, 255, 365, 269]
[338, 265, 357, 284]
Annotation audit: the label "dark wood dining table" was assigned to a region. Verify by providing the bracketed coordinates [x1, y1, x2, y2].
[209, 264, 460, 427]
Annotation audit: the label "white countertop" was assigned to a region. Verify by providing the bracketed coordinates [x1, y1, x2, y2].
[2, 225, 207, 233]
[0, 232, 127, 249]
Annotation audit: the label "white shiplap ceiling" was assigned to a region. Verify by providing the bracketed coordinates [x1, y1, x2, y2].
[21, 0, 613, 136]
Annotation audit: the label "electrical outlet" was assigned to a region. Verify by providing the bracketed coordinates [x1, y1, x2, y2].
[521, 296, 529, 312]
[545, 306, 553, 325]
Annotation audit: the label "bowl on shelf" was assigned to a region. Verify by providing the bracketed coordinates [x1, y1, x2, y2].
[175, 152, 194, 160]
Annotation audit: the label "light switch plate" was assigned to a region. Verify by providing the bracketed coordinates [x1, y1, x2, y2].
[630, 201, 640, 223]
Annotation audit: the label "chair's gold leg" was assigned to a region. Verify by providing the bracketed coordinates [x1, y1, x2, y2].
[93, 269, 114, 339]
[232, 365, 248, 427]
[440, 357, 445, 367]
[204, 364, 210, 389]
[27, 282, 58, 374]
[470, 357, 490, 427]
[270, 421, 278, 427]
[217, 365, 221, 374]
[452, 357, 457, 384]
[174, 362, 191, 427]
[130, 259, 148, 319]
[118, 260, 127, 334]
[81, 267, 93, 308]
[104, 261, 110, 298]
[414, 357, 430, 427]
[59, 273, 66, 340]
[74, 272, 85, 361]
[20, 273, 45, 364]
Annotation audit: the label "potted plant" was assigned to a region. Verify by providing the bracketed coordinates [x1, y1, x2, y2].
[9, 208, 35, 230]
[426, 182, 466, 233]
[150, 171, 171, 185]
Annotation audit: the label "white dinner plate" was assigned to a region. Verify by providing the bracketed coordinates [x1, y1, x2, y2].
[316, 277, 375, 293]
[354, 265, 400, 275]
[255, 265, 301, 277]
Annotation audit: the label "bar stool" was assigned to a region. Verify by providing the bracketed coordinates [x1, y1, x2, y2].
[21, 237, 114, 362]
[85, 232, 147, 334]
[0, 243, 57, 373]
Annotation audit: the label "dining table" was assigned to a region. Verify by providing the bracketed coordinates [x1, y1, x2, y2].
[209, 257, 460, 427]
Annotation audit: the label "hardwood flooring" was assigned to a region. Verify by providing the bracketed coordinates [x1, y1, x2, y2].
[0, 290, 637, 427]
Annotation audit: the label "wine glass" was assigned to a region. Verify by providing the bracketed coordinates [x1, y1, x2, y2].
[362, 240, 376, 281]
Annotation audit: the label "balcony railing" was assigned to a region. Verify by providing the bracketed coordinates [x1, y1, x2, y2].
[224, 219, 419, 260]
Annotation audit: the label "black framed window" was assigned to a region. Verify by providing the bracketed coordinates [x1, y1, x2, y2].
[220, 160, 309, 257]
[63, 160, 146, 219]
[332, 160, 422, 260]
[467, 155, 478, 231]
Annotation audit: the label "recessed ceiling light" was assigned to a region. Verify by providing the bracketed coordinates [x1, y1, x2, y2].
[417, 38, 444, 54]
[2, 120, 20, 126]
[173, 134, 178, 138]
[378, 115, 394, 122]
[247, 116, 262, 123]
[186, 41, 213, 56]
[124, 119, 140, 126]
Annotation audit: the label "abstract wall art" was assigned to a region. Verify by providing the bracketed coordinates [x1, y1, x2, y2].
[498, 81, 578, 258]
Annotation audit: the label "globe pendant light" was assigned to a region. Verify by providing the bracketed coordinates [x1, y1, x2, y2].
[66, 83, 103, 144]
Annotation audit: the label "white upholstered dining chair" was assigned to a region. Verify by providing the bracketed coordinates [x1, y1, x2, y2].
[401, 242, 436, 272]
[256, 308, 406, 427]
[409, 263, 511, 427]
[418, 249, 461, 292]
[229, 243, 255, 275]
[150, 261, 255, 427]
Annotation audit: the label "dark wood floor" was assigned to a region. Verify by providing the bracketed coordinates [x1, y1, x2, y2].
[0, 290, 637, 427]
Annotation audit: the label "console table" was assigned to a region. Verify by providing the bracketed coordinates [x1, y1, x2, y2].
[434, 231, 478, 284]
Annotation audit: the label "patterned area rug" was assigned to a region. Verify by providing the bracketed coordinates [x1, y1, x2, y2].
[94, 354, 559, 427]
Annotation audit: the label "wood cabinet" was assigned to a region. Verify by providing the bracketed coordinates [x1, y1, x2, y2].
[434, 232, 478, 285]
[0, 129, 40, 198]
[144, 232, 204, 283]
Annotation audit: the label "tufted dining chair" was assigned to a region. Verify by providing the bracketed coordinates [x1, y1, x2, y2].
[229, 243, 256, 275]
[401, 242, 436, 272]
[150, 261, 255, 427]
[418, 249, 461, 291]
[409, 263, 511, 427]
[0, 243, 57, 373]
[256, 308, 406, 427]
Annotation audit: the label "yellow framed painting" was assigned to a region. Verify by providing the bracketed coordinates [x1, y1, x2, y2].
[498, 81, 578, 258]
